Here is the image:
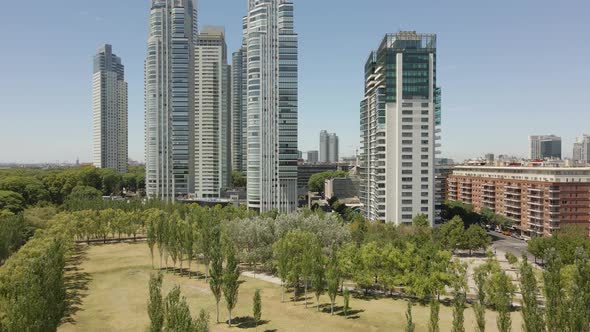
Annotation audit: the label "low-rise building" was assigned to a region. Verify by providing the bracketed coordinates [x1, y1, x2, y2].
[446, 166, 590, 237]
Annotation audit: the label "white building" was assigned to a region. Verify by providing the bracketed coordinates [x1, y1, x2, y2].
[194, 26, 231, 198]
[145, 0, 197, 200]
[319, 130, 339, 163]
[360, 32, 441, 225]
[573, 134, 590, 163]
[243, 0, 298, 213]
[92, 44, 128, 174]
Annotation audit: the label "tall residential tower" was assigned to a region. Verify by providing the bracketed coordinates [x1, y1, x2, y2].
[194, 26, 231, 197]
[360, 31, 441, 225]
[92, 44, 128, 173]
[243, 0, 298, 213]
[573, 134, 590, 163]
[145, 0, 197, 200]
[319, 130, 339, 163]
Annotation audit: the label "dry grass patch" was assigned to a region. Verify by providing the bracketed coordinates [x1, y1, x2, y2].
[59, 243, 522, 332]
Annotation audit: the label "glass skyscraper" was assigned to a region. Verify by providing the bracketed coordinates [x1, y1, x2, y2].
[243, 0, 298, 213]
[145, 0, 197, 200]
[92, 44, 128, 174]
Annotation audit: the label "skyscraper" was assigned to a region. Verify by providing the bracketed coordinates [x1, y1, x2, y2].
[231, 46, 247, 172]
[573, 134, 590, 162]
[194, 26, 231, 198]
[328, 133, 339, 163]
[92, 44, 128, 174]
[360, 31, 441, 225]
[307, 151, 319, 164]
[243, 0, 298, 213]
[319, 130, 339, 163]
[145, 0, 197, 200]
[529, 135, 562, 160]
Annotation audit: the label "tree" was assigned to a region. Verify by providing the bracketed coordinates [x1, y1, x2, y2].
[308, 170, 347, 192]
[405, 300, 415, 332]
[436, 216, 464, 252]
[193, 309, 209, 332]
[181, 219, 194, 277]
[543, 248, 564, 332]
[146, 210, 157, 269]
[428, 298, 440, 332]
[273, 235, 291, 303]
[164, 286, 193, 331]
[155, 210, 168, 269]
[488, 270, 515, 332]
[209, 223, 223, 323]
[326, 250, 340, 315]
[311, 244, 325, 312]
[67, 185, 102, 201]
[223, 246, 240, 326]
[461, 224, 490, 255]
[253, 289, 262, 332]
[519, 256, 544, 332]
[451, 259, 467, 332]
[231, 171, 247, 188]
[301, 234, 320, 308]
[569, 248, 590, 332]
[527, 237, 549, 264]
[343, 289, 350, 317]
[148, 273, 164, 332]
[0, 190, 25, 214]
[473, 264, 490, 332]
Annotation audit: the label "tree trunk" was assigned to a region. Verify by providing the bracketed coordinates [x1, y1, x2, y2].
[331, 301, 334, 315]
[304, 277, 308, 308]
[216, 300, 219, 323]
[281, 282, 285, 303]
[229, 309, 232, 327]
[316, 295, 320, 312]
[188, 260, 192, 279]
[180, 259, 184, 277]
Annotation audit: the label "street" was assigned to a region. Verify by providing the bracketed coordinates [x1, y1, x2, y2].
[488, 231, 535, 263]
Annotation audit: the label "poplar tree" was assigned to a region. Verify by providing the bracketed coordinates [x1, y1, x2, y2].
[208, 223, 223, 323]
[223, 246, 240, 326]
[148, 273, 164, 332]
[253, 289, 262, 332]
[519, 256, 544, 332]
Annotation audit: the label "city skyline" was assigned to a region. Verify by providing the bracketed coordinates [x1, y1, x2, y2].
[1, 0, 590, 163]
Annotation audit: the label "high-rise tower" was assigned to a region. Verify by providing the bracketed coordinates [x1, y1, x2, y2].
[360, 31, 441, 225]
[92, 44, 128, 174]
[243, 0, 298, 213]
[194, 26, 231, 197]
[145, 0, 197, 200]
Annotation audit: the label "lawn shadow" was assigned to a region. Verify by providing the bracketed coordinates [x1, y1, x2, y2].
[231, 316, 270, 329]
[337, 309, 364, 317]
[61, 245, 92, 325]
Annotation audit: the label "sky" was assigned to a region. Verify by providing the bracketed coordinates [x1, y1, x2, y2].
[0, 0, 589, 164]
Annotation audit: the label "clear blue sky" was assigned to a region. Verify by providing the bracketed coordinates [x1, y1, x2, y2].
[1, 0, 588, 163]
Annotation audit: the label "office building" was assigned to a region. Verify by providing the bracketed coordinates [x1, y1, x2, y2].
[573, 134, 590, 163]
[145, 0, 197, 200]
[92, 44, 128, 173]
[297, 164, 338, 190]
[244, 0, 298, 213]
[231, 42, 247, 172]
[194, 26, 231, 198]
[529, 135, 562, 160]
[359, 31, 441, 225]
[307, 150, 319, 164]
[319, 130, 339, 163]
[446, 166, 590, 237]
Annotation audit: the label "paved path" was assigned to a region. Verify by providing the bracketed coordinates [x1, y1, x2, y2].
[488, 231, 535, 262]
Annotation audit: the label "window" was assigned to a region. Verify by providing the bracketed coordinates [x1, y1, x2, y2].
[422, 140, 429, 144]
[402, 162, 413, 167]
[402, 192, 412, 197]
[402, 200, 413, 205]
[402, 214, 413, 219]
[421, 192, 428, 197]
[402, 102, 413, 107]
[402, 140, 413, 145]
[421, 110, 429, 115]
[421, 170, 428, 174]
[402, 125, 413, 130]
[402, 155, 412, 160]
[421, 125, 429, 130]
[402, 133, 413, 137]
[422, 133, 429, 137]
[402, 185, 413, 190]
[421, 118, 429, 123]
[421, 147, 429, 152]
[402, 148, 413, 152]
[422, 177, 429, 182]
[421, 103, 429, 107]
[402, 207, 413, 212]
[421, 200, 429, 204]
[421, 207, 429, 212]
[402, 170, 413, 175]
[421, 185, 429, 189]
[421, 155, 429, 159]
[421, 162, 429, 167]
[402, 118, 413, 123]
[402, 177, 413, 182]
[402, 110, 413, 115]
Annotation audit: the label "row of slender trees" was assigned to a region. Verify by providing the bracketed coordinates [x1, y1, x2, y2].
[0, 213, 75, 332]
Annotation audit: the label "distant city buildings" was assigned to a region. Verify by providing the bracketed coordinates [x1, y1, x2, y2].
[307, 151, 319, 164]
[319, 130, 339, 163]
[145, 0, 197, 200]
[194, 26, 231, 198]
[529, 135, 561, 160]
[573, 134, 590, 163]
[447, 166, 590, 238]
[243, 0, 298, 213]
[92, 44, 128, 173]
[359, 31, 441, 225]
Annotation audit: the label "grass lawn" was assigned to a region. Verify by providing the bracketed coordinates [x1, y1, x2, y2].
[58, 242, 522, 332]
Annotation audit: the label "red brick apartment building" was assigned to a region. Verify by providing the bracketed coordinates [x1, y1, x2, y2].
[446, 166, 590, 238]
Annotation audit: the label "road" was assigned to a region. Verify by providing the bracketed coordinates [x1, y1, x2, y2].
[488, 231, 535, 262]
